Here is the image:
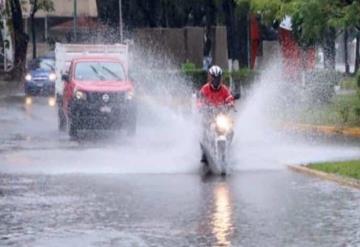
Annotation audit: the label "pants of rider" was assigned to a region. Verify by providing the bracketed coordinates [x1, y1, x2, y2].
[201, 152, 208, 163]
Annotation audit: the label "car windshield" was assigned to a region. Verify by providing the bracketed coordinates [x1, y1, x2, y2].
[75, 61, 126, 81]
[29, 58, 55, 71]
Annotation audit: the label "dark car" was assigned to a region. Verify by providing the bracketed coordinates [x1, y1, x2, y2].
[24, 55, 56, 96]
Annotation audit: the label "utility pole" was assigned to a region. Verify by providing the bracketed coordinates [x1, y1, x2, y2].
[119, 0, 123, 42]
[73, 0, 77, 42]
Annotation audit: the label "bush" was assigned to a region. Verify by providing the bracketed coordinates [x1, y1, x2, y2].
[340, 77, 358, 90]
[181, 68, 207, 89]
[304, 69, 343, 104]
[181, 62, 197, 71]
[181, 65, 256, 91]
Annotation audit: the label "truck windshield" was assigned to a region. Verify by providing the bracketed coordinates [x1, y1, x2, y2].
[29, 58, 55, 71]
[75, 62, 126, 81]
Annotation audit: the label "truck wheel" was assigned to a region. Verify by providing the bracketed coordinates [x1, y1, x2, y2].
[126, 111, 137, 137]
[126, 120, 137, 137]
[58, 109, 66, 131]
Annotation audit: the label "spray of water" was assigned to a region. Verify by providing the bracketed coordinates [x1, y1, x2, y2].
[1, 39, 359, 175]
[1, 42, 202, 175]
[232, 58, 360, 170]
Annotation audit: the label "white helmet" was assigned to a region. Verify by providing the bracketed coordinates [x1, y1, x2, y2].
[208, 65, 223, 77]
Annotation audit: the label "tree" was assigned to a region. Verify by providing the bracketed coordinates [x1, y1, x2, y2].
[252, 0, 360, 73]
[9, 0, 29, 79]
[95, 0, 250, 68]
[252, 0, 339, 70]
[28, 0, 54, 59]
[330, 0, 360, 73]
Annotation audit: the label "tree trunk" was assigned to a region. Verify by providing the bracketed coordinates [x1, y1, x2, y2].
[237, 2, 249, 68]
[355, 33, 359, 74]
[95, 0, 118, 27]
[323, 27, 336, 70]
[204, 0, 216, 58]
[222, 0, 239, 62]
[344, 28, 349, 74]
[31, 13, 37, 59]
[9, 0, 29, 79]
[138, 0, 160, 27]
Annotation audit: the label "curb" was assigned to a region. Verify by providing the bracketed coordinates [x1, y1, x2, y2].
[0, 81, 22, 98]
[288, 164, 360, 190]
[282, 123, 360, 138]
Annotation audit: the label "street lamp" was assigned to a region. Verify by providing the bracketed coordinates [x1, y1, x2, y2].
[119, 0, 123, 42]
[73, 0, 77, 42]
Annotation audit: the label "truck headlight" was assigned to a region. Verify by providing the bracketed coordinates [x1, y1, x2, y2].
[74, 90, 87, 100]
[25, 74, 32, 81]
[215, 114, 232, 133]
[48, 73, 56, 81]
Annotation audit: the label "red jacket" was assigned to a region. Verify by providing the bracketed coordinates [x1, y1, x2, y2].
[198, 82, 234, 108]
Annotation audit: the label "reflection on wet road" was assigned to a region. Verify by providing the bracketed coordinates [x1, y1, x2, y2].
[0, 94, 360, 246]
[1, 173, 360, 246]
[211, 183, 233, 247]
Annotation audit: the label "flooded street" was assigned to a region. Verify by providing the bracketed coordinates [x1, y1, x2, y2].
[1, 94, 360, 247]
[1, 172, 360, 246]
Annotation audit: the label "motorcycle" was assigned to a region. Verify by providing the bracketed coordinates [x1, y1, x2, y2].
[200, 98, 238, 176]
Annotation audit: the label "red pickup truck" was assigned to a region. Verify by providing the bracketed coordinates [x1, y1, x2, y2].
[56, 53, 136, 138]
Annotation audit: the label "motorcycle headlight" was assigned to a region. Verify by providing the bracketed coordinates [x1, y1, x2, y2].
[25, 74, 32, 81]
[126, 90, 134, 100]
[215, 114, 232, 133]
[74, 90, 87, 101]
[48, 73, 56, 81]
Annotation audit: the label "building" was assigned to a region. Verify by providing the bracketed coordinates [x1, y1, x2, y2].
[23, 0, 98, 57]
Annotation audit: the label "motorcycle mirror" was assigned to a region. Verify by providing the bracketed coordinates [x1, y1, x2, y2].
[62, 74, 69, 83]
[233, 93, 240, 100]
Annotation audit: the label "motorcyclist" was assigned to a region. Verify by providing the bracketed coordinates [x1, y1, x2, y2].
[197, 65, 234, 109]
[198, 65, 235, 163]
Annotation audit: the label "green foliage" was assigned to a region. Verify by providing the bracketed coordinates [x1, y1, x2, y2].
[34, 0, 54, 13]
[338, 105, 350, 124]
[304, 69, 343, 103]
[340, 77, 358, 90]
[309, 160, 360, 180]
[290, 93, 360, 127]
[181, 66, 255, 89]
[252, 0, 360, 47]
[23, 0, 54, 14]
[250, 0, 282, 24]
[182, 68, 207, 89]
[181, 62, 197, 71]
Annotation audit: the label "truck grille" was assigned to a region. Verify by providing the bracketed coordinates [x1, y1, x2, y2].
[87, 92, 126, 105]
[33, 76, 48, 81]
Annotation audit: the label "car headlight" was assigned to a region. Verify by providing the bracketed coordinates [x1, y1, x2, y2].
[25, 74, 32, 81]
[48, 97, 56, 107]
[126, 90, 134, 100]
[215, 114, 232, 133]
[74, 90, 87, 100]
[48, 73, 56, 81]
[25, 96, 32, 105]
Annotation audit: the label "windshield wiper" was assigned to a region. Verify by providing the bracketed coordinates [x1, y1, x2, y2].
[43, 62, 54, 70]
[90, 65, 106, 80]
[101, 66, 122, 80]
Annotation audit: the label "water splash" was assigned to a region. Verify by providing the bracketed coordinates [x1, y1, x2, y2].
[232, 59, 360, 170]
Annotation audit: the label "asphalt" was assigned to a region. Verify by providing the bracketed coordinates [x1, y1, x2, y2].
[0, 90, 360, 247]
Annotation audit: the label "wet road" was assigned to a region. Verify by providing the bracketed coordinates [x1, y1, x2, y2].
[1, 94, 360, 247]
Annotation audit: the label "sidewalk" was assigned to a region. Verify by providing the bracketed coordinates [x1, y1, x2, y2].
[282, 123, 360, 138]
[0, 80, 22, 98]
[288, 164, 360, 190]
